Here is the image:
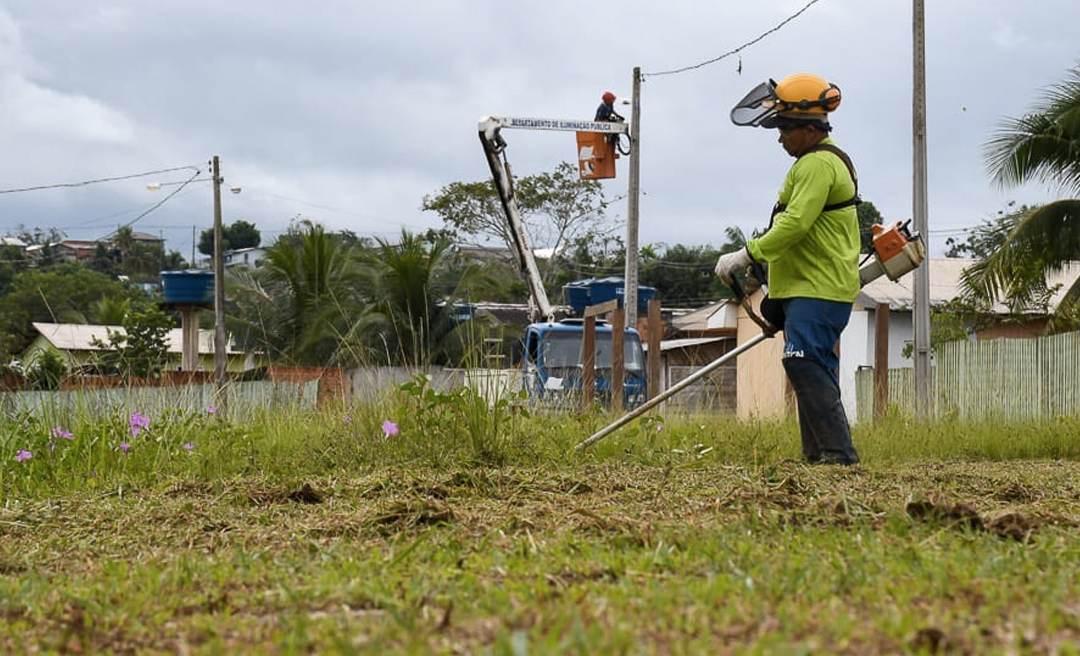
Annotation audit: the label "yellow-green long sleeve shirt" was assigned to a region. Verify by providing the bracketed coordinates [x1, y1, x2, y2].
[746, 138, 861, 302]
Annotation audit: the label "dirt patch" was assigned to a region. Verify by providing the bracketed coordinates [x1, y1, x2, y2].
[287, 482, 324, 504]
[368, 498, 455, 531]
[906, 499, 1039, 541]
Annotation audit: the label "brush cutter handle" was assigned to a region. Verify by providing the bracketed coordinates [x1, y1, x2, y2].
[574, 332, 771, 451]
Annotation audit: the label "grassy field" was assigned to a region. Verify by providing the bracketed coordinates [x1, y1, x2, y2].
[2, 381, 1080, 655]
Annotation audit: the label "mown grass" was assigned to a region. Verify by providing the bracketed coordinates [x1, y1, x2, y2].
[2, 380, 1080, 654]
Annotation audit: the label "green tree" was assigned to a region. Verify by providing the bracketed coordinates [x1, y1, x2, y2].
[109, 226, 165, 281]
[0, 264, 149, 359]
[16, 226, 64, 268]
[422, 161, 613, 286]
[857, 200, 885, 253]
[548, 232, 625, 296]
[228, 219, 365, 366]
[964, 62, 1080, 326]
[639, 243, 727, 308]
[945, 203, 1030, 259]
[198, 220, 262, 256]
[91, 305, 174, 379]
[85, 242, 121, 277]
[25, 349, 66, 391]
[356, 230, 490, 366]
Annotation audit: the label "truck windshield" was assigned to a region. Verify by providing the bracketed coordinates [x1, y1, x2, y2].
[540, 332, 644, 371]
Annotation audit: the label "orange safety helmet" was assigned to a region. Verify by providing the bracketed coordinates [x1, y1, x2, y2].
[731, 73, 841, 129]
[601, 91, 616, 104]
[772, 73, 841, 115]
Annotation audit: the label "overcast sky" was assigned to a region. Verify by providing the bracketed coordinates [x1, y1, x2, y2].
[1, 1, 1077, 265]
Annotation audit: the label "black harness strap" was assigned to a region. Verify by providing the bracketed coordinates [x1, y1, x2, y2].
[812, 144, 861, 211]
[770, 144, 862, 218]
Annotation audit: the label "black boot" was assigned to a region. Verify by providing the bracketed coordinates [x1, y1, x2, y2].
[782, 357, 859, 465]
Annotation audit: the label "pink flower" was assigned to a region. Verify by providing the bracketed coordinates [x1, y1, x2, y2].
[119, 442, 132, 454]
[15, 450, 32, 463]
[205, 406, 217, 414]
[381, 420, 399, 438]
[51, 427, 74, 440]
[183, 442, 195, 452]
[129, 412, 150, 437]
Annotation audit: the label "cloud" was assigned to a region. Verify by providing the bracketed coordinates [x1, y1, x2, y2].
[0, 0, 1079, 264]
[0, 74, 136, 144]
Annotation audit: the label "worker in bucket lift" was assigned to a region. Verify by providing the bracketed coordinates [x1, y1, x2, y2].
[715, 73, 861, 466]
[595, 91, 624, 122]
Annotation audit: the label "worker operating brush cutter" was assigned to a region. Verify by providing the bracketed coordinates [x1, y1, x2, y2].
[576, 74, 924, 455]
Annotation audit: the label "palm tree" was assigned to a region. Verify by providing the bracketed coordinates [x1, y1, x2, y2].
[356, 230, 494, 366]
[964, 62, 1080, 325]
[228, 220, 365, 366]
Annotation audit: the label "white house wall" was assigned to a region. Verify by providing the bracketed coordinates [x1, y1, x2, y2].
[838, 309, 868, 423]
[841, 307, 917, 423]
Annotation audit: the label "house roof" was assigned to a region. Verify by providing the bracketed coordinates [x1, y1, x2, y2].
[644, 336, 733, 353]
[669, 300, 738, 333]
[857, 257, 1080, 313]
[31, 322, 241, 355]
[104, 230, 164, 243]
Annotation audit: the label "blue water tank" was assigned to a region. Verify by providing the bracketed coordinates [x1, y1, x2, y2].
[160, 270, 214, 305]
[563, 277, 657, 315]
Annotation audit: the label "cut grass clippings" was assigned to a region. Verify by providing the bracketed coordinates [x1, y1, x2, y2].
[3, 460, 1080, 654]
[2, 387, 1080, 654]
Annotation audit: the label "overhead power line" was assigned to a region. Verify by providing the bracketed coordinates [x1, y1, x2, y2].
[0, 165, 200, 195]
[115, 167, 203, 232]
[645, 0, 825, 78]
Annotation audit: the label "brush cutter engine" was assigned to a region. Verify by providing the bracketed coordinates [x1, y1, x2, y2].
[858, 220, 925, 286]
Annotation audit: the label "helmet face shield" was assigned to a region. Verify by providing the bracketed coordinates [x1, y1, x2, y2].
[730, 80, 781, 127]
[731, 75, 840, 129]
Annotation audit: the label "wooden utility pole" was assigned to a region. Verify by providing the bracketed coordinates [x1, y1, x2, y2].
[211, 156, 227, 400]
[583, 300, 618, 411]
[647, 298, 662, 402]
[582, 316, 596, 410]
[912, 1, 933, 417]
[611, 306, 625, 411]
[874, 302, 890, 421]
[624, 67, 642, 330]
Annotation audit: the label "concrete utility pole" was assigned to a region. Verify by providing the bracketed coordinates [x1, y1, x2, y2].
[912, 1, 933, 417]
[211, 155, 227, 397]
[624, 67, 642, 330]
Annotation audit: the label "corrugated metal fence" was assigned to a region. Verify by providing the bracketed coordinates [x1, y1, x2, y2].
[855, 331, 1080, 422]
[1, 379, 320, 421]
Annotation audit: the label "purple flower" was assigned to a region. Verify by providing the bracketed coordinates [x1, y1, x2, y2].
[129, 412, 150, 437]
[183, 442, 195, 452]
[204, 406, 217, 415]
[119, 442, 132, 454]
[15, 450, 32, 463]
[381, 420, 399, 438]
[52, 427, 74, 440]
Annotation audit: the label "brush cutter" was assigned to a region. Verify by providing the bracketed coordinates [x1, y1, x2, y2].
[574, 221, 925, 451]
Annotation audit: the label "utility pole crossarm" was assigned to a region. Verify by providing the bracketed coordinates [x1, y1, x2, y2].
[479, 116, 629, 137]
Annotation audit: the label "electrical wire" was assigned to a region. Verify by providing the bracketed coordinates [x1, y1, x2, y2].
[0, 165, 200, 195]
[644, 0, 825, 78]
[116, 167, 203, 231]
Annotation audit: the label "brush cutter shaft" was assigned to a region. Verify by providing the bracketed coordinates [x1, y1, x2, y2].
[574, 332, 771, 450]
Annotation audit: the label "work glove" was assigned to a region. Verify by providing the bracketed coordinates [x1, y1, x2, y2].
[714, 248, 753, 286]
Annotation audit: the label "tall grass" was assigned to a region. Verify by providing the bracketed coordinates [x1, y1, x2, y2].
[3, 377, 1080, 503]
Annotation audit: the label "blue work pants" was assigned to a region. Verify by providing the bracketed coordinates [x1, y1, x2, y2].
[779, 297, 859, 465]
